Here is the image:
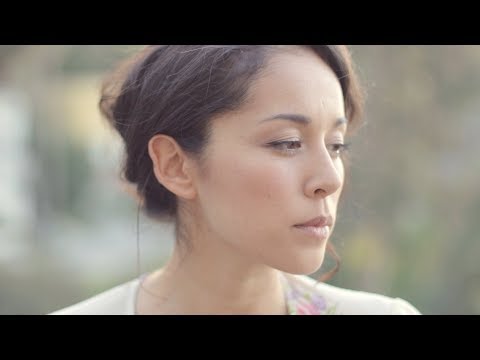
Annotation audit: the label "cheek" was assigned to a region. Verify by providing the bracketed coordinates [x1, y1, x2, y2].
[205, 152, 295, 218]
[229, 160, 292, 207]
[330, 160, 345, 206]
[336, 160, 345, 189]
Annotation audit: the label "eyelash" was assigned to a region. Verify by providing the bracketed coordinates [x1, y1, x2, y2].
[269, 140, 351, 158]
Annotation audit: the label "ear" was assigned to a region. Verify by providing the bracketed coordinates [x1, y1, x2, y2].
[148, 134, 197, 200]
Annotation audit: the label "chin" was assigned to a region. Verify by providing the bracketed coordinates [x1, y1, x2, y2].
[273, 252, 326, 276]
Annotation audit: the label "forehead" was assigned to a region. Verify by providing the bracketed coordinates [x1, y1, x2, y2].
[239, 47, 345, 119]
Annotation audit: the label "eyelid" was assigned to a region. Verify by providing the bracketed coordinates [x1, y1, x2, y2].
[268, 139, 351, 158]
[330, 131, 345, 139]
[327, 142, 351, 158]
[268, 139, 303, 155]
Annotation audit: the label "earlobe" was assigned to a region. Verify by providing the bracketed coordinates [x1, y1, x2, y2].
[148, 134, 197, 200]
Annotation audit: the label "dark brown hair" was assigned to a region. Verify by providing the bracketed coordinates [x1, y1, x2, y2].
[99, 45, 365, 281]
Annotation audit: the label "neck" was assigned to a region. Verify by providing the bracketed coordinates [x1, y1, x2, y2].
[137, 244, 288, 315]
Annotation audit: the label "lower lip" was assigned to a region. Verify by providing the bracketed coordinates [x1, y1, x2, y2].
[293, 225, 330, 239]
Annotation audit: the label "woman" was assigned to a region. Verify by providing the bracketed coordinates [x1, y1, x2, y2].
[51, 45, 420, 315]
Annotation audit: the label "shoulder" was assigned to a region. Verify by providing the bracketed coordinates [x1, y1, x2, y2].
[285, 274, 421, 315]
[49, 278, 140, 315]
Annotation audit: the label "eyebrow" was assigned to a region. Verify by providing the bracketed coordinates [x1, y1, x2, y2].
[259, 113, 348, 128]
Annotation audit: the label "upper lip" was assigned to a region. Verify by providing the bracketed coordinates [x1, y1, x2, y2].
[294, 215, 332, 227]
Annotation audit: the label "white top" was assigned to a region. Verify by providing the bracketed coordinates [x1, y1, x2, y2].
[49, 273, 421, 315]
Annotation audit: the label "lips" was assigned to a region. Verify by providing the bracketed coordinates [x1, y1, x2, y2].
[293, 216, 332, 240]
[294, 216, 332, 228]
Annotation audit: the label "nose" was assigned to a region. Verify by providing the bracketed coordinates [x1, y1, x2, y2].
[304, 145, 344, 198]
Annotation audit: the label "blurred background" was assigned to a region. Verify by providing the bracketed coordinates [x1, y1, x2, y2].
[0, 45, 479, 314]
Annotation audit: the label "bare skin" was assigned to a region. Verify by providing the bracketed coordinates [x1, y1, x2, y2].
[136, 47, 347, 314]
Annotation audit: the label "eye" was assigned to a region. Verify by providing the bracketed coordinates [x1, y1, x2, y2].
[269, 140, 302, 155]
[327, 142, 351, 159]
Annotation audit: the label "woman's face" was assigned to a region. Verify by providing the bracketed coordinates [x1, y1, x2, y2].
[191, 47, 347, 275]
